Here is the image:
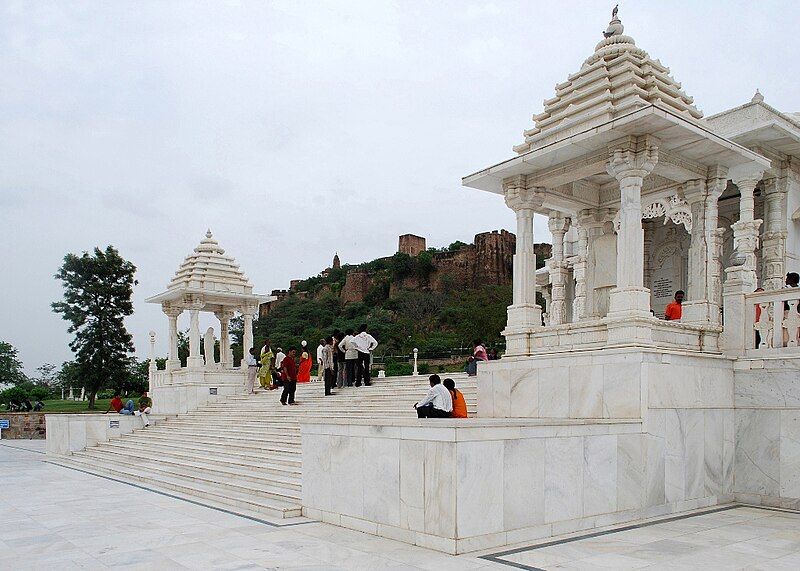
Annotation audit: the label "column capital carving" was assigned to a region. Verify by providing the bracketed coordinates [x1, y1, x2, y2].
[606, 137, 659, 181]
[504, 185, 545, 211]
[162, 303, 183, 318]
[762, 176, 788, 196]
[577, 207, 616, 229]
[547, 211, 570, 234]
[729, 163, 765, 188]
[682, 179, 706, 205]
[240, 304, 259, 316]
[214, 309, 235, 321]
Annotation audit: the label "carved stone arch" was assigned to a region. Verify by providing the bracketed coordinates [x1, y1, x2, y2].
[649, 227, 690, 318]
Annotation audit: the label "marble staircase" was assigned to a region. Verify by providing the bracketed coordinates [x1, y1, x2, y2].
[47, 374, 477, 520]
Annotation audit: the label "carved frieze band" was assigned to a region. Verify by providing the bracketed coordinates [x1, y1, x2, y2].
[612, 194, 692, 234]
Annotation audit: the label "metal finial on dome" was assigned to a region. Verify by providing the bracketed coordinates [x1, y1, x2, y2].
[603, 4, 623, 38]
[751, 89, 764, 103]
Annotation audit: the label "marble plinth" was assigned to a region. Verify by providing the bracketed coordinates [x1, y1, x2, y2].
[151, 369, 246, 415]
[45, 414, 167, 455]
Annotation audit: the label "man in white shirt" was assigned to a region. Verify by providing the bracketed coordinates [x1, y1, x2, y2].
[245, 348, 259, 394]
[351, 324, 378, 387]
[316, 339, 326, 383]
[414, 375, 452, 418]
[273, 348, 286, 387]
[337, 328, 359, 387]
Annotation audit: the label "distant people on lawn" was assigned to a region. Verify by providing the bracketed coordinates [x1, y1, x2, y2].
[338, 328, 358, 387]
[316, 339, 326, 383]
[297, 341, 312, 383]
[33, 399, 44, 411]
[352, 324, 378, 387]
[106, 393, 134, 415]
[465, 338, 489, 376]
[443, 378, 468, 418]
[245, 347, 258, 394]
[664, 290, 684, 321]
[259, 340, 276, 390]
[135, 392, 152, 427]
[322, 336, 336, 396]
[280, 347, 299, 405]
[414, 374, 452, 418]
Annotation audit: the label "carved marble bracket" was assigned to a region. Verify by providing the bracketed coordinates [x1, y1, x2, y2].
[613, 194, 692, 234]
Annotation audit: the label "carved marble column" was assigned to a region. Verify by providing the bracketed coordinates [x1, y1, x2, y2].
[240, 304, 257, 369]
[215, 309, 235, 369]
[571, 223, 589, 321]
[761, 175, 788, 290]
[502, 177, 545, 355]
[729, 164, 766, 285]
[605, 138, 658, 318]
[162, 304, 183, 371]
[643, 225, 653, 291]
[547, 212, 570, 326]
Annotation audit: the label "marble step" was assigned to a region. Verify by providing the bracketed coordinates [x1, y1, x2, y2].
[48, 455, 302, 519]
[119, 432, 302, 458]
[143, 426, 302, 440]
[99, 439, 302, 476]
[77, 448, 302, 493]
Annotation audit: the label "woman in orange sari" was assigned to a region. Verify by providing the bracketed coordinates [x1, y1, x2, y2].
[297, 340, 313, 383]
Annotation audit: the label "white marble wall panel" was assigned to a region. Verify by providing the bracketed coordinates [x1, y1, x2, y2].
[569, 365, 603, 417]
[509, 368, 539, 417]
[538, 366, 569, 417]
[491, 370, 511, 417]
[399, 440, 425, 532]
[644, 434, 666, 506]
[457, 441, 504, 537]
[603, 363, 641, 418]
[363, 438, 400, 526]
[780, 410, 800, 498]
[330, 435, 365, 518]
[723, 409, 735, 494]
[617, 434, 644, 511]
[477, 371, 494, 417]
[734, 409, 780, 496]
[704, 409, 724, 497]
[665, 409, 687, 503]
[684, 410, 705, 499]
[423, 441, 456, 538]
[503, 438, 545, 530]
[735, 369, 800, 408]
[545, 437, 583, 522]
[302, 434, 333, 512]
[584, 435, 617, 516]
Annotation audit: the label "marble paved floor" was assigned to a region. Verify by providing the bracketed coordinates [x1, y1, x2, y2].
[481, 505, 800, 570]
[3, 441, 799, 570]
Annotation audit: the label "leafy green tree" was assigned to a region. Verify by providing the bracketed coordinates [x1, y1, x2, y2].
[52, 246, 137, 409]
[0, 341, 28, 386]
[33, 363, 58, 390]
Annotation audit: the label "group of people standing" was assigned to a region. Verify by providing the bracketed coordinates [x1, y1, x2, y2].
[244, 324, 379, 405]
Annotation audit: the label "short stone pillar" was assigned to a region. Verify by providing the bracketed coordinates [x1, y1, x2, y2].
[547, 212, 571, 326]
[729, 164, 766, 286]
[412, 348, 419, 376]
[761, 175, 788, 291]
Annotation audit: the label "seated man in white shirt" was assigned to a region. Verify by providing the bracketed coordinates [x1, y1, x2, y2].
[414, 374, 453, 418]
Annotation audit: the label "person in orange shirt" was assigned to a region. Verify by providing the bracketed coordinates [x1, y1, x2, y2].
[664, 290, 684, 321]
[443, 378, 468, 419]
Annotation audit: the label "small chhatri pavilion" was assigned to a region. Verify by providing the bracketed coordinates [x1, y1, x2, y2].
[145, 231, 270, 412]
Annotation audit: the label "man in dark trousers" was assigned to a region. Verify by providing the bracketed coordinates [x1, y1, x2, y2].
[280, 347, 299, 405]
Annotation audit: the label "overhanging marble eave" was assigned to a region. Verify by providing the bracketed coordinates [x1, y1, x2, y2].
[145, 288, 273, 308]
[462, 104, 770, 201]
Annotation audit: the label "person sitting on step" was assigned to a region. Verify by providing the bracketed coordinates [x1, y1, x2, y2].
[105, 393, 135, 415]
[443, 378, 467, 419]
[414, 374, 452, 418]
[135, 392, 152, 427]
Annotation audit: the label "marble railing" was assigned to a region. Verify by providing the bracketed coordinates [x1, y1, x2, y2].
[747, 288, 800, 355]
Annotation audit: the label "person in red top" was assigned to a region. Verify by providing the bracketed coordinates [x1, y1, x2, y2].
[105, 393, 134, 415]
[443, 378, 468, 418]
[664, 290, 684, 321]
[280, 347, 299, 405]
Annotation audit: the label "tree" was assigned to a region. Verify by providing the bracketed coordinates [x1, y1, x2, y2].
[52, 246, 137, 409]
[0, 341, 28, 386]
[33, 363, 58, 390]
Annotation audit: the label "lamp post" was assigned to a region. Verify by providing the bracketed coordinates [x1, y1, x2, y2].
[413, 348, 419, 376]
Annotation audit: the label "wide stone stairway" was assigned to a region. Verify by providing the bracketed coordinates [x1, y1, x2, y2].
[48, 374, 477, 520]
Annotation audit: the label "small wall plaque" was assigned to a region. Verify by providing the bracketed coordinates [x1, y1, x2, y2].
[109, 420, 120, 429]
[209, 387, 218, 395]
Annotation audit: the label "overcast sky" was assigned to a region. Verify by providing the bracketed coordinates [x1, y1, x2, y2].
[1, 0, 797, 373]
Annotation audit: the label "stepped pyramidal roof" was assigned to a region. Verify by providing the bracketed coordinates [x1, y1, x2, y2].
[167, 230, 254, 295]
[513, 6, 703, 154]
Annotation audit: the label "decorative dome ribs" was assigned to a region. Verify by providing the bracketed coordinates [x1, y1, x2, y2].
[515, 9, 702, 155]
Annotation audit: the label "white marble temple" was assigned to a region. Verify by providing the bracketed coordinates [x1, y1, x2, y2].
[780, 410, 800, 498]
[456, 441, 504, 537]
[617, 434, 645, 511]
[503, 438, 545, 530]
[734, 409, 780, 496]
[584, 435, 618, 516]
